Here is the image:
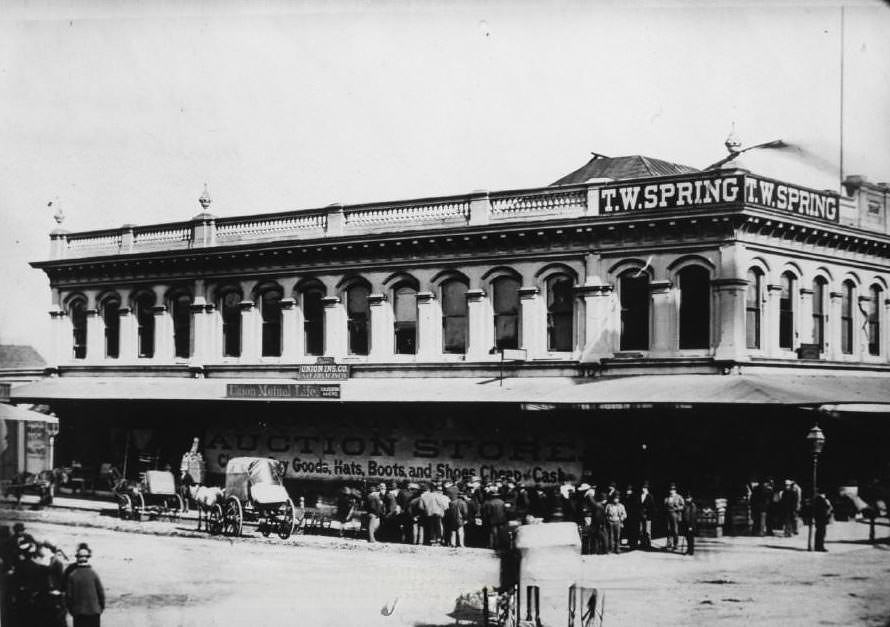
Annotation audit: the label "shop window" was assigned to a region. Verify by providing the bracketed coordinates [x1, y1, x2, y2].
[678, 266, 710, 350]
[441, 279, 468, 354]
[260, 287, 283, 357]
[302, 287, 324, 356]
[546, 275, 574, 352]
[70, 298, 87, 360]
[135, 292, 156, 358]
[812, 277, 826, 348]
[102, 296, 121, 359]
[745, 269, 763, 349]
[619, 270, 649, 351]
[779, 272, 796, 349]
[346, 282, 370, 355]
[393, 284, 418, 355]
[841, 280, 855, 355]
[171, 292, 192, 359]
[868, 284, 882, 356]
[221, 290, 242, 358]
[492, 276, 520, 350]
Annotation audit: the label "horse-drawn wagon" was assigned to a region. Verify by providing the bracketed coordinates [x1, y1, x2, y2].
[220, 457, 297, 539]
[117, 469, 185, 521]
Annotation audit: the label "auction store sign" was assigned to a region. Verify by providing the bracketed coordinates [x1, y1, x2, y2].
[203, 422, 583, 486]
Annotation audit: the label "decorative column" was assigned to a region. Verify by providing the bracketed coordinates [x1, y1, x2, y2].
[518, 287, 541, 357]
[368, 293, 392, 361]
[578, 284, 616, 363]
[858, 295, 872, 360]
[322, 296, 345, 358]
[765, 283, 782, 357]
[239, 299, 259, 362]
[152, 285, 174, 362]
[649, 280, 676, 356]
[279, 298, 301, 362]
[466, 289, 491, 361]
[884, 297, 890, 362]
[828, 291, 843, 361]
[713, 279, 749, 362]
[416, 291, 439, 360]
[49, 309, 69, 365]
[798, 288, 814, 351]
[189, 280, 211, 363]
[84, 291, 103, 362]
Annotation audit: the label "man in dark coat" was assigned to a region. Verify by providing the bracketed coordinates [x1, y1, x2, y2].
[481, 488, 507, 550]
[365, 484, 385, 543]
[683, 492, 698, 555]
[591, 493, 608, 554]
[812, 489, 833, 552]
[66, 543, 105, 627]
[638, 481, 656, 550]
[623, 485, 640, 549]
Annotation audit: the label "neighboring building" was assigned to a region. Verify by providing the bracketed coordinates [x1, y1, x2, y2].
[11, 158, 890, 499]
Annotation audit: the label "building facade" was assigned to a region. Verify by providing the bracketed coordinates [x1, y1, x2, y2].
[13, 159, 890, 497]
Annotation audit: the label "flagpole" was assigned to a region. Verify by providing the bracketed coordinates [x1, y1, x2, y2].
[839, 5, 845, 192]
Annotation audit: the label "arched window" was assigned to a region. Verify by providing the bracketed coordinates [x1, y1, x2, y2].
[259, 286, 283, 357]
[346, 282, 370, 355]
[301, 286, 325, 356]
[868, 284, 882, 356]
[812, 277, 827, 348]
[393, 284, 418, 355]
[441, 279, 468, 354]
[619, 270, 649, 351]
[69, 298, 87, 360]
[678, 266, 710, 349]
[134, 292, 156, 358]
[745, 269, 763, 350]
[841, 280, 855, 355]
[779, 272, 796, 349]
[171, 292, 192, 359]
[220, 289, 242, 358]
[546, 275, 574, 352]
[492, 276, 520, 350]
[101, 295, 121, 359]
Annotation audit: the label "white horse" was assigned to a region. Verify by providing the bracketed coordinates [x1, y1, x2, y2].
[188, 485, 224, 532]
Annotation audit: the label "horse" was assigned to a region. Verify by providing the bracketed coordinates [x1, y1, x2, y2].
[188, 485, 224, 532]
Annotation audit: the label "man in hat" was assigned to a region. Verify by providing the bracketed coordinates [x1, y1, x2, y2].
[664, 483, 685, 551]
[683, 490, 698, 556]
[780, 479, 799, 538]
[2, 522, 36, 573]
[638, 481, 656, 550]
[812, 488, 833, 552]
[365, 484, 384, 543]
[481, 487, 507, 550]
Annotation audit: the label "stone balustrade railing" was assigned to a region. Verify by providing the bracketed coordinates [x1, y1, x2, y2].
[49, 171, 846, 260]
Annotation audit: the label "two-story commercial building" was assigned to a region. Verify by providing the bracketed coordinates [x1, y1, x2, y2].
[11, 154, 890, 498]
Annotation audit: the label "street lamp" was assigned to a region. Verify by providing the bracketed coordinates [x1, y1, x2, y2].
[806, 424, 826, 552]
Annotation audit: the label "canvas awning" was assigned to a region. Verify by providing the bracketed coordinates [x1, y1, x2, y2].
[8, 373, 890, 408]
[0, 402, 59, 423]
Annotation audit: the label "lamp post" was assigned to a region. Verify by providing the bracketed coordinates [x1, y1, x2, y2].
[806, 424, 826, 552]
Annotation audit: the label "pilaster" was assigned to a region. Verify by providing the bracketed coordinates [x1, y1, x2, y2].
[368, 294, 392, 361]
[828, 291, 843, 361]
[798, 288, 814, 351]
[466, 289, 491, 361]
[712, 278, 748, 362]
[578, 284, 616, 363]
[416, 291, 439, 360]
[649, 280, 675, 356]
[765, 284, 782, 357]
[518, 287, 541, 357]
[322, 296, 345, 358]
[280, 298, 301, 362]
[239, 299, 259, 362]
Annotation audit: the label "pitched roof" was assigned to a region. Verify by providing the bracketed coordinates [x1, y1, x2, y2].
[0, 345, 46, 369]
[551, 155, 699, 186]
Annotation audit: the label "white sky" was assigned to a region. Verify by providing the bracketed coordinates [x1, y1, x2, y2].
[1, 0, 889, 358]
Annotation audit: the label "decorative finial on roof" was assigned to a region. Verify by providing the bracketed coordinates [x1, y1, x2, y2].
[198, 184, 212, 211]
[48, 197, 64, 225]
[724, 122, 742, 155]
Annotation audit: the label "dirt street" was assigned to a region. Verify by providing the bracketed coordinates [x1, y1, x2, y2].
[2, 506, 889, 626]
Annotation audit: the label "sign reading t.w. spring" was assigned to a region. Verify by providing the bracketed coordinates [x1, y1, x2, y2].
[203, 415, 583, 486]
[598, 173, 838, 223]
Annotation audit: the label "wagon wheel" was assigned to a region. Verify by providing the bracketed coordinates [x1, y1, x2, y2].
[224, 497, 243, 537]
[134, 492, 146, 521]
[118, 494, 132, 520]
[208, 503, 224, 536]
[259, 513, 272, 538]
[278, 498, 297, 540]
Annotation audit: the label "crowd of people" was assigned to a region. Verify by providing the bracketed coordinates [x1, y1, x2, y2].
[1, 523, 105, 627]
[338, 477, 703, 555]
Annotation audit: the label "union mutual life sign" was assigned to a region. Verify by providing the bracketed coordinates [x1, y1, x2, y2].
[226, 383, 341, 399]
[598, 173, 839, 223]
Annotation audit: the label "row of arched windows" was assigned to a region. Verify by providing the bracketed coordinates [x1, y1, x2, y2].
[745, 268, 884, 356]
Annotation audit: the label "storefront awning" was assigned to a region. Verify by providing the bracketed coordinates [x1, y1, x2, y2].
[8, 373, 890, 408]
[0, 402, 59, 423]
